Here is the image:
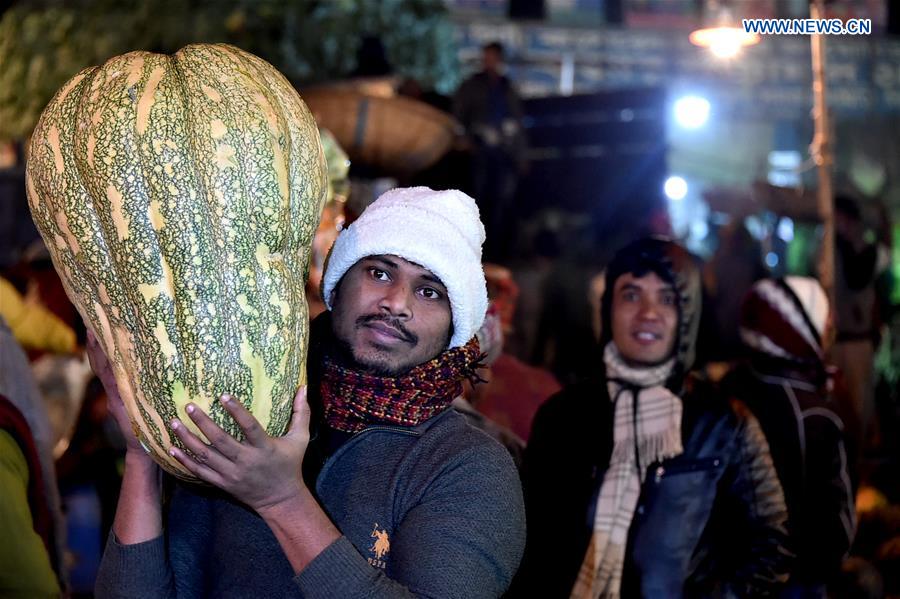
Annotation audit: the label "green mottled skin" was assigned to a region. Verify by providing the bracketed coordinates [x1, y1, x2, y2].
[26, 44, 327, 480]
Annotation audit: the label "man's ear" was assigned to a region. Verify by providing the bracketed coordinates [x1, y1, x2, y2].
[444, 322, 454, 349]
[329, 274, 345, 310]
[328, 287, 338, 310]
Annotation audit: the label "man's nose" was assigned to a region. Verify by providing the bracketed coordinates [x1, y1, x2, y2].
[638, 298, 662, 321]
[379, 283, 413, 319]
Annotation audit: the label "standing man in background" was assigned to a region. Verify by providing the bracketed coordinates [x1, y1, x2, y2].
[454, 41, 527, 261]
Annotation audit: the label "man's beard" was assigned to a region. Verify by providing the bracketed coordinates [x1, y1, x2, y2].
[332, 314, 419, 377]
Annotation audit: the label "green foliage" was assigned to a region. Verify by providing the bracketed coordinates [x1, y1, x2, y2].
[0, 2, 229, 140]
[875, 318, 899, 399]
[0, 8, 94, 140]
[228, 0, 460, 92]
[0, 0, 459, 141]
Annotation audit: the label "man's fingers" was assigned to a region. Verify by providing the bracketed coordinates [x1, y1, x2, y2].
[183, 403, 242, 460]
[219, 395, 268, 446]
[168, 445, 226, 487]
[170, 418, 231, 472]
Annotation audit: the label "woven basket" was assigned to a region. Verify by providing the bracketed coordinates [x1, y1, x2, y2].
[302, 87, 458, 176]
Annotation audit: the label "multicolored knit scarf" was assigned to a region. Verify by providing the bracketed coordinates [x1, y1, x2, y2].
[320, 337, 484, 433]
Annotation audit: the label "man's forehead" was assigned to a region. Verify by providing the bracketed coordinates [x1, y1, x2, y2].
[363, 255, 445, 286]
[614, 271, 674, 292]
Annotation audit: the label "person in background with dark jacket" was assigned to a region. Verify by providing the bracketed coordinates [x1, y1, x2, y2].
[93, 187, 525, 598]
[453, 41, 527, 261]
[726, 276, 855, 597]
[513, 237, 791, 598]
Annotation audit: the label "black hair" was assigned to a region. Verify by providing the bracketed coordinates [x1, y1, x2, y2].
[483, 41, 504, 56]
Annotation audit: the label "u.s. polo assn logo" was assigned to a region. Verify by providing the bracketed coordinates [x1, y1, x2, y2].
[368, 523, 390, 569]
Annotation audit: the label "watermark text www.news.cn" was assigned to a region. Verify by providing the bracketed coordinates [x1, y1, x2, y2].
[742, 19, 872, 35]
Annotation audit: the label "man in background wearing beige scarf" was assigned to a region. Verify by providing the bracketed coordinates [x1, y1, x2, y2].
[513, 237, 792, 598]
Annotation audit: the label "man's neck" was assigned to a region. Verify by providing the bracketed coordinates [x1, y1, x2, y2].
[604, 343, 676, 388]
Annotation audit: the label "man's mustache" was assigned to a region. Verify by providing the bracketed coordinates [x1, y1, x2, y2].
[356, 314, 417, 344]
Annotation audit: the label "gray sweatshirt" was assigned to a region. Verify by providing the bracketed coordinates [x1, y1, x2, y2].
[95, 408, 525, 598]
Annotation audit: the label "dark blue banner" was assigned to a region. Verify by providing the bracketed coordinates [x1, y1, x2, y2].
[454, 20, 900, 117]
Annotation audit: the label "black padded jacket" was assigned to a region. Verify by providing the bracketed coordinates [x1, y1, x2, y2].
[511, 376, 792, 598]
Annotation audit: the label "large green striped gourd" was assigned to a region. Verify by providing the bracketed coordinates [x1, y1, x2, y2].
[26, 44, 327, 480]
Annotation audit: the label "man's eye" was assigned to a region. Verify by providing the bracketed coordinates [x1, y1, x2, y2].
[661, 294, 677, 306]
[419, 287, 442, 300]
[370, 268, 390, 281]
[623, 291, 639, 302]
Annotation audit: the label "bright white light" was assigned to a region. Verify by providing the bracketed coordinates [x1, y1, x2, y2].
[766, 252, 779, 268]
[710, 32, 742, 58]
[664, 176, 688, 201]
[777, 218, 795, 242]
[674, 96, 710, 129]
[690, 27, 760, 59]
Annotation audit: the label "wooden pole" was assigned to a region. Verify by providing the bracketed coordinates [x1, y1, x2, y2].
[810, 0, 836, 308]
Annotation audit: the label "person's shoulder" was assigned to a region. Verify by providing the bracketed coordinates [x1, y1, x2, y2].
[684, 380, 769, 466]
[423, 409, 515, 463]
[521, 378, 610, 450]
[537, 378, 607, 420]
[454, 401, 525, 459]
[407, 411, 522, 498]
[457, 72, 484, 91]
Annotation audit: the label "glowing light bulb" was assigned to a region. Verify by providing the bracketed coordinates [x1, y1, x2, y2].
[665, 176, 688, 201]
[710, 30, 742, 58]
[674, 96, 710, 129]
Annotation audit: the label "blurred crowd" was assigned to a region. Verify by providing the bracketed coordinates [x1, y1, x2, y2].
[1, 41, 898, 599]
[2, 184, 897, 597]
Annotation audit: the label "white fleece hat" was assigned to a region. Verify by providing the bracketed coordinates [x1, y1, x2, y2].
[321, 187, 488, 348]
[783, 276, 829, 338]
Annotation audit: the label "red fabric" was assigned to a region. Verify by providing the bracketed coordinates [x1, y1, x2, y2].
[486, 275, 519, 334]
[474, 354, 562, 441]
[0, 394, 58, 575]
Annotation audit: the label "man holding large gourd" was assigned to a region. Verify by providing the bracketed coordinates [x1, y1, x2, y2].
[26, 45, 523, 598]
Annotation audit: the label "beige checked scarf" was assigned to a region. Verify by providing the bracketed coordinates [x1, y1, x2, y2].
[570, 343, 682, 599]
